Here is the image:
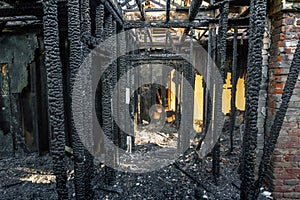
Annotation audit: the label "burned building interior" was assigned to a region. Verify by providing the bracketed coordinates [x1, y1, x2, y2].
[0, 0, 300, 199]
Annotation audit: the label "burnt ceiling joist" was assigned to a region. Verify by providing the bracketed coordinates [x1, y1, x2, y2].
[124, 17, 249, 29]
[128, 53, 186, 62]
[100, 0, 124, 25]
[0, 0, 124, 30]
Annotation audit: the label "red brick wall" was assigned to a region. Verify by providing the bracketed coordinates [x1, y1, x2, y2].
[268, 11, 300, 200]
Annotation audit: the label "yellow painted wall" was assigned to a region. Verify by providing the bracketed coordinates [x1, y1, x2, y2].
[222, 72, 246, 114]
[193, 75, 204, 121]
[167, 71, 245, 130]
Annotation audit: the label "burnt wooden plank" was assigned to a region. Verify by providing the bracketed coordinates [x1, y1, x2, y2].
[124, 17, 249, 29]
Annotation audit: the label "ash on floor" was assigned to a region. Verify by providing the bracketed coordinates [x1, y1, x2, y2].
[0, 122, 271, 199]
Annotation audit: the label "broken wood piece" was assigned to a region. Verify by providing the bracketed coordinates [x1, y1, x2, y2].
[173, 161, 212, 193]
[95, 184, 123, 194]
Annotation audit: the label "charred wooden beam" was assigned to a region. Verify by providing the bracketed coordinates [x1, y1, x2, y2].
[174, 161, 212, 193]
[189, 0, 202, 21]
[175, 64, 181, 129]
[95, 3, 104, 39]
[144, 26, 148, 52]
[135, 0, 146, 21]
[0, 1, 68, 18]
[124, 1, 226, 13]
[240, 0, 267, 199]
[124, 19, 210, 29]
[42, 0, 68, 198]
[199, 24, 216, 150]
[217, 0, 229, 82]
[123, 7, 175, 12]
[166, 0, 171, 22]
[212, 138, 220, 182]
[228, 26, 238, 153]
[0, 3, 43, 17]
[117, 30, 129, 149]
[0, 16, 38, 23]
[100, 0, 123, 26]
[124, 17, 249, 29]
[68, 0, 86, 199]
[166, 29, 177, 52]
[197, 0, 227, 11]
[196, 29, 208, 40]
[179, 0, 202, 43]
[146, 27, 153, 43]
[128, 54, 186, 61]
[102, 14, 117, 186]
[81, 0, 95, 198]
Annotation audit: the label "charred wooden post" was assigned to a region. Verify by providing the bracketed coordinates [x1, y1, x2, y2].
[36, 35, 50, 154]
[212, 4, 230, 177]
[179, 0, 202, 43]
[240, 0, 267, 199]
[166, 0, 171, 22]
[217, 0, 229, 82]
[212, 138, 220, 182]
[257, 40, 300, 197]
[117, 29, 128, 149]
[111, 19, 119, 168]
[135, 0, 146, 21]
[203, 24, 216, 137]
[180, 60, 195, 152]
[102, 14, 116, 185]
[68, 0, 86, 199]
[229, 26, 238, 153]
[175, 63, 181, 130]
[210, 1, 229, 181]
[144, 27, 148, 53]
[42, 0, 68, 198]
[127, 34, 135, 150]
[161, 65, 167, 108]
[95, 3, 104, 40]
[81, 0, 94, 198]
[188, 0, 202, 21]
[100, 0, 123, 26]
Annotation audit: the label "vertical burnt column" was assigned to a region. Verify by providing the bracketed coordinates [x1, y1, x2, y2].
[180, 59, 195, 152]
[81, 0, 94, 198]
[68, 0, 86, 199]
[102, 14, 116, 185]
[111, 19, 119, 168]
[211, 0, 229, 181]
[240, 0, 267, 199]
[42, 0, 68, 199]
[36, 36, 50, 154]
[94, 2, 105, 156]
[229, 27, 238, 153]
[175, 62, 181, 130]
[203, 24, 216, 138]
[95, 3, 104, 40]
[118, 29, 128, 149]
[127, 31, 135, 150]
[217, 0, 229, 81]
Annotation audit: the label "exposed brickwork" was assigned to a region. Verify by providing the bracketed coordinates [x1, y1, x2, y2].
[267, 8, 300, 199]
